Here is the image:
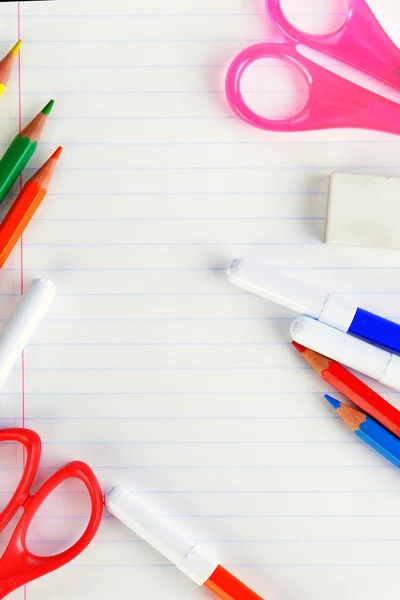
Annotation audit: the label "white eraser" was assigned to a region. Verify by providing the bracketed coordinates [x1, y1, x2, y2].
[325, 172, 400, 249]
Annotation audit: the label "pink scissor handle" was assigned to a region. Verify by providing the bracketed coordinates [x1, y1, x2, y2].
[266, 0, 400, 89]
[0, 460, 103, 599]
[225, 42, 400, 133]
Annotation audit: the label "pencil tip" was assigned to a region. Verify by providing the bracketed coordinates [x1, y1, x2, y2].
[10, 39, 22, 56]
[42, 99, 55, 115]
[52, 146, 63, 159]
[292, 341, 306, 353]
[324, 394, 341, 410]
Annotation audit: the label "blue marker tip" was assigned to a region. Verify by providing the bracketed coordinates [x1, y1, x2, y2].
[324, 395, 341, 410]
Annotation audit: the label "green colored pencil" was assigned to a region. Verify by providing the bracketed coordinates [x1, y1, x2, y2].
[0, 99, 54, 204]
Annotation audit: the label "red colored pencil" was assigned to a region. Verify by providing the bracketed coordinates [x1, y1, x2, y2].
[0, 146, 62, 268]
[292, 341, 400, 439]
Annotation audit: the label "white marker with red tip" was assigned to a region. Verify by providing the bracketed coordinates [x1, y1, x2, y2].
[105, 486, 264, 600]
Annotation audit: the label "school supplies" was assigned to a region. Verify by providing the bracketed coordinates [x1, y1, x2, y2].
[228, 257, 400, 354]
[293, 342, 400, 439]
[0, 427, 103, 598]
[0, 40, 21, 97]
[225, 0, 400, 134]
[0, 146, 62, 269]
[0, 99, 54, 205]
[13, 2, 400, 598]
[105, 487, 263, 600]
[324, 396, 400, 468]
[0, 278, 55, 389]
[326, 172, 400, 249]
[291, 316, 400, 392]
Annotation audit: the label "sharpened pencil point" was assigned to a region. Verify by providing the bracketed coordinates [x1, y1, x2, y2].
[10, 40, 22, 56]
[324, 395, 341, 410]
[52, 146, 63, 160]
[42, 99, 55, 115]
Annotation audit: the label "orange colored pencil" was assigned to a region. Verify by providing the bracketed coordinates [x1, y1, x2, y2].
[0, 146, 62, 268]
[292, 341, 400, 439]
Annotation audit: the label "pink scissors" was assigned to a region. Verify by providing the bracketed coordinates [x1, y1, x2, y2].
[226, 0, 400, 133]
[0, 428, 103, 598]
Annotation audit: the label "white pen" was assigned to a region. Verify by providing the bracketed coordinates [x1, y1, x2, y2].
[0, 278, 55, 389]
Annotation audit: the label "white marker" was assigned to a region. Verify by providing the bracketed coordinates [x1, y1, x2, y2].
[228, 257, 359, 330]
[227, 257, 400, 355]
[0, 278, 55, 389]
[291, 316, 400, 391]
[105, 486, 218, 584]
[105, 487, 262, 599]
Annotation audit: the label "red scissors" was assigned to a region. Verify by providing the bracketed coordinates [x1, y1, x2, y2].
[0, 428, 103, 598]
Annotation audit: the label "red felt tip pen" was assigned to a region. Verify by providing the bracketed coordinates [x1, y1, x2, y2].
[105, 487, 264, 600]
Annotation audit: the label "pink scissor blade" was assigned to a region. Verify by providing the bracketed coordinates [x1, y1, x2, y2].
[266, 0, 400, 91]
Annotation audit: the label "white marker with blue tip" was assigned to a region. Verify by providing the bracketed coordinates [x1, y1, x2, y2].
[228, 257, 400, 354]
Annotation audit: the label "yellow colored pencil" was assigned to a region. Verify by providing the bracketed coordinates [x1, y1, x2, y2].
[0, 40, 22, 97]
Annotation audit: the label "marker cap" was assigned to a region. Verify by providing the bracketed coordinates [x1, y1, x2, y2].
[381, 354, 400, 390]
[105, 486, 218, 586]
[0, 279, 55, 389]
[228, 258, 358, 332]
[228, 258, 328, 317]
[319, 293, 358, 332]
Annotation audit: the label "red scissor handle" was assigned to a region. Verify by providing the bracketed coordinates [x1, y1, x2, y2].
[0, 460, 103, 599]
[0, 428, 41, 533]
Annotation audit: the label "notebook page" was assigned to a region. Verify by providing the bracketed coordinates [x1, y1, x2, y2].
[0, 0, 400, 598]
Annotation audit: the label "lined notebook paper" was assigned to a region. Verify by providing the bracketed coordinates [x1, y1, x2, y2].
[1, 1, 400, 599]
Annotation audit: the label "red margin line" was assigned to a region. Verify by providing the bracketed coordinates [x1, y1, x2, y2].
[17, 2, 25, 434]
[17, 7, 26, 600]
